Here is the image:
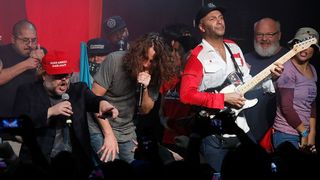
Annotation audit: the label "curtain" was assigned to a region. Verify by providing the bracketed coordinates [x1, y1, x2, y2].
[25, 0, 102, 72]
[0, 0, 27, 44]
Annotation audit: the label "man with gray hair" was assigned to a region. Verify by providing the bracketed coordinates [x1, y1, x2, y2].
[244, 17, 288, 144]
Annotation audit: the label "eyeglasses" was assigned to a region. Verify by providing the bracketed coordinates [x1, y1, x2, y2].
[51, 73, 72, 80]
[255, 31, 279, 39]
[15, 36, 37, 44]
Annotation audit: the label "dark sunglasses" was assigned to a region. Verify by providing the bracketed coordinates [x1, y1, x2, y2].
[51, 73, 72, 80]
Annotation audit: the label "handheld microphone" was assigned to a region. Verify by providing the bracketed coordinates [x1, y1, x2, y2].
[61, 93, 72, 126]
[118, 39, 125, 51]
[136, 83, 144, 107]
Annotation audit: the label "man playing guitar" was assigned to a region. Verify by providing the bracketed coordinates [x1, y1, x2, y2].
[179, 3, 284, 172]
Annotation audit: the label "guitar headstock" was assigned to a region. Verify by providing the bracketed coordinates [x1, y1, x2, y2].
[292, 37, 317, 53]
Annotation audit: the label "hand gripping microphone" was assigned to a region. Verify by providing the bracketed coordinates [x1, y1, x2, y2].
[61, 93, 72, 126]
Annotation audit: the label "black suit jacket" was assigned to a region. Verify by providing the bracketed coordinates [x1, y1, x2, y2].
[13, 80, 104, 171]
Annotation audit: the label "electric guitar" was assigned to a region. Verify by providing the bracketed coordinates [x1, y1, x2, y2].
[203, 37, 318, 118]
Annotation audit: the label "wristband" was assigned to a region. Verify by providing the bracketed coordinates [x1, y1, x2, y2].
[301, 129, 309, 137]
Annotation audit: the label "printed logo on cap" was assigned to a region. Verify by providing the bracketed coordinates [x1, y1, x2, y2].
[107, 18, 117, 29]
[208, 3, 216, 8]
[42, 51, 73, 75]
[50, 60, 68, 68]
[90, 44, 105, 50]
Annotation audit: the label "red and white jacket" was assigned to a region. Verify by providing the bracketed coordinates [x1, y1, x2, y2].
[180, 39, 251, 108]
[180, 39, 254, 133]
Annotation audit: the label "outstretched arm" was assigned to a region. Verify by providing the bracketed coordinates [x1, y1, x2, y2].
[92, 82, 119, 162]
[96, 117, 119, 162]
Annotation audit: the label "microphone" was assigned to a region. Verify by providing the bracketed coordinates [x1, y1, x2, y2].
[118, 39, 125, 51]
[136, 83, 144, 107]
[61, 93, 72, 126]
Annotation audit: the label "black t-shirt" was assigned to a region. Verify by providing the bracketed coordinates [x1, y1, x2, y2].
[243, 48, 288, 141]
[0, 44, 38, 117]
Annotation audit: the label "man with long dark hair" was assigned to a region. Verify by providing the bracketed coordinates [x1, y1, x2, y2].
[92, 32, 178, 163]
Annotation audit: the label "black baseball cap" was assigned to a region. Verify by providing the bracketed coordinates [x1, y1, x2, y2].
[103, 16, 127, 36]
[195, 3, 225, 27]
[87, 38, 113, 55]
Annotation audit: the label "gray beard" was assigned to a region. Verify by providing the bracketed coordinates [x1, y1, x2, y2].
[254, 41, 280, 57]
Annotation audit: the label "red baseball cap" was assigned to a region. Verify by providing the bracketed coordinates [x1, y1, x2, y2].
[42, 51, 74, 75]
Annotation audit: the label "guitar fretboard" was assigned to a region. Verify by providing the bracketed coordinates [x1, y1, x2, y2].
[239, 37, 317, 93]
[238, 49, 297, 94]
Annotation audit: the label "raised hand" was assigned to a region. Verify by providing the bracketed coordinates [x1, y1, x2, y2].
[137, 71, 151, 88]
[30, 44, 45, 60]
[47, 101, 73, 118]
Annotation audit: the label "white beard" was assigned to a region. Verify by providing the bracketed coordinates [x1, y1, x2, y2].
[254, 41, 280, 57]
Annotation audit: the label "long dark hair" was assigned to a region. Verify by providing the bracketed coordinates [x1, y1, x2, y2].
[123, 32, 178, 87]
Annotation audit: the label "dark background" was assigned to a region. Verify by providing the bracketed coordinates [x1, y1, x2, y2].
[102, 0, 318, 53]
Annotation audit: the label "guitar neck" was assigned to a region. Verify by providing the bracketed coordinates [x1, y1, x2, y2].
[238, 49, 296, 94]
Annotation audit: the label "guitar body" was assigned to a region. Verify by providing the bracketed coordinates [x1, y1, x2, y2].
[220, 84, 258, 116]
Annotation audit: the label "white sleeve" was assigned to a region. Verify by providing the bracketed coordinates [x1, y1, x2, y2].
[261, 78, 275, 93]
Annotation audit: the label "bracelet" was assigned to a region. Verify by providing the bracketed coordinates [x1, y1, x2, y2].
[301, 129, 309, 137]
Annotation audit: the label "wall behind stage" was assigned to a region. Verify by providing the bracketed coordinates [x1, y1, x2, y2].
[101, 0, 201, 44]
[102, 0, 318, 53]
[0, 0, 102, 72]
[0, 0, 26, 44]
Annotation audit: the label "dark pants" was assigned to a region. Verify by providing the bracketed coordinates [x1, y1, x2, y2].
[200, 131, 256, 172]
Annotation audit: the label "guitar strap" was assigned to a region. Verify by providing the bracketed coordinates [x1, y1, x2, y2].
[224, 42, 244, 82]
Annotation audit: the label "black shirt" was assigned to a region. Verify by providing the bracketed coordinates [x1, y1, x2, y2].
[0, 44, 38, 117]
